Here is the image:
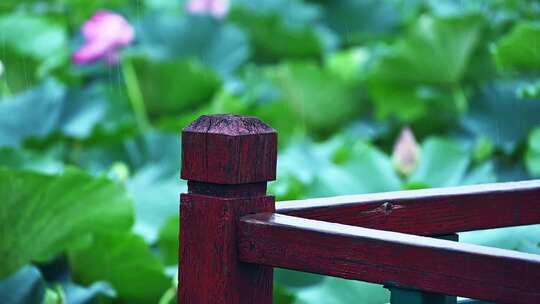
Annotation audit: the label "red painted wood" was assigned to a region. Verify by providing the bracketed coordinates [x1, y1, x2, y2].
[276, 180, 540, 235]
[180, 194, 274, 303]
[179, 114, 277, 303]
[239, 213, 540, 304]
[181, 114, 277, 184]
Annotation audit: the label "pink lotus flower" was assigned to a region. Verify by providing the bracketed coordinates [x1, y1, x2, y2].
[186, 0, 230, 18]
[392, 127, 420, 176]
[73, 11, 134, 65]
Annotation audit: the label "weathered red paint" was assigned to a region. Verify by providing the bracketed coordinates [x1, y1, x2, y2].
[181, 114, 277, 184]
[277, 180, 540, 235]
[179, 114, 277, 303]
[180, 114, 540, 304]
[239, 213, 540, 304]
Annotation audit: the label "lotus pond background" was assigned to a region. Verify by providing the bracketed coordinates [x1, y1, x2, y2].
[1, 0, 540, 303]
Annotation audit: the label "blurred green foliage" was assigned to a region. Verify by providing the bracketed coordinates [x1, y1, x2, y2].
[0, 0, 539, 303]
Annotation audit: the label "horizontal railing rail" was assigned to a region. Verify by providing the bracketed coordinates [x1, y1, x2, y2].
[276, 180, 540, 235]
[179, 115, 540, 304]
[239, 213, 540, 304]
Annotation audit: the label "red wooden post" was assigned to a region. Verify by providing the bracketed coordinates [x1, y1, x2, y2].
[179, 114, 277, 303]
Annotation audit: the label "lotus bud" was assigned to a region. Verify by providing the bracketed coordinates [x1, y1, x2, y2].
[392, 127, 420, 175]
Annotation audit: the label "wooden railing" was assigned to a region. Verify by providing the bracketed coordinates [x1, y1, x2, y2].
[178, 114, 540, 304]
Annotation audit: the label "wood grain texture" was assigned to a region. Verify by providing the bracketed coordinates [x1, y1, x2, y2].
[181, 114, 277, 184]
[179, 114, 277, 304]
[277, 180, 540, 235]
[180, 194, 274, 303]
[385, 234, 459, 304]
[239, 213, 540, 304]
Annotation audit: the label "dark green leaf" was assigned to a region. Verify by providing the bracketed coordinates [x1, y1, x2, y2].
[493, 157, 530, 182]
[461, 161, 497, 185]
[461, 225, 540, 253]
[268, 61, 365, 136]
[461, 81, 540, 152]
[273, 284, 296, 304]
[128, 168, 185, 242]
[157, 216, 179, 266]
[130, 56, 221, 118]
[137, 14, 249, 74]
[517, 80, 540, 99]
[0, 49, 40, 93]
[370, 14, 483, 84]
[274, 269, 323, 288]
[143, 0, 181, 10]
[313, 0, 401, 44]
[61, 0, 132, 26]
[409, 137, 471, 187]
[0, 79, 65, 147]
[69, 232, 170, 303]
[42, 287, 64, 304]
[495, 21, 540, 71]
[0, 13, 67, 73]
[0, 168, 133, 278]
[231, 0, 326, 61]
[0, 80, 126, 147]
[276, 138, 401, 199]
[60, 84, 113, 139]
[0, 147, 64, 174]
[327, 141, 401, 194]
[472, 137, 494, 163]
[73, 130, 178, 176]
[294, 276, 389, 304]
[124, 132, 185, 242]
[368, 14, 483, 121]
[526, 128, 540, 177]
[70, 130, 183, 241]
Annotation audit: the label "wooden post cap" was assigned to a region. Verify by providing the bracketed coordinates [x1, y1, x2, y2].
[181, 114, 277, 184]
